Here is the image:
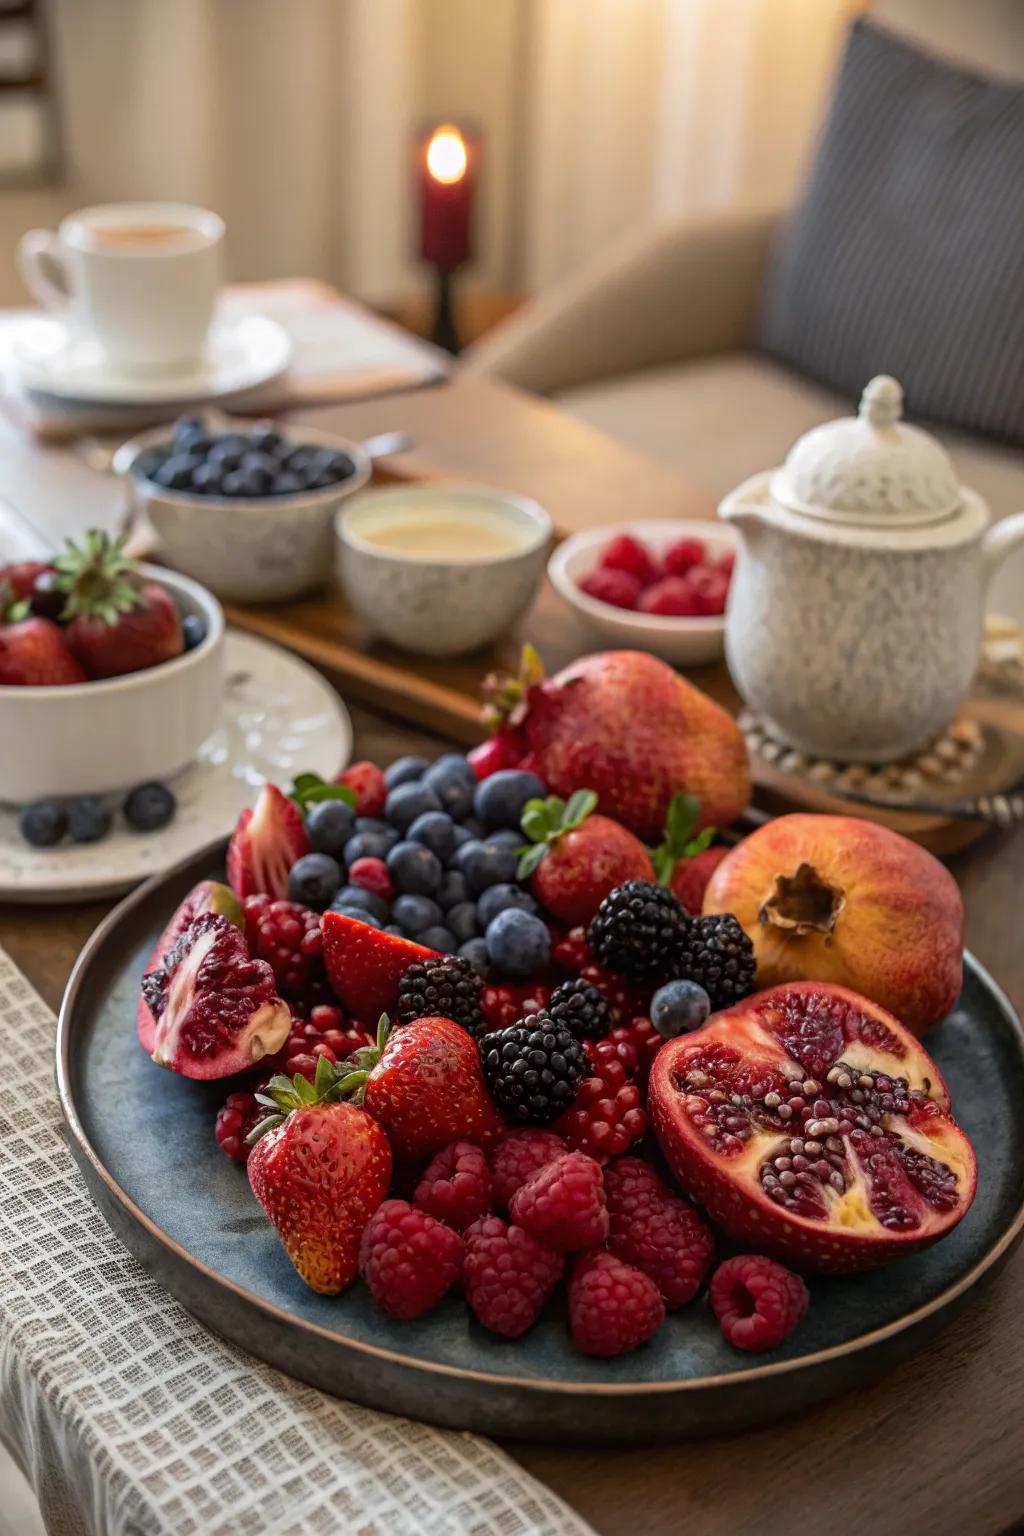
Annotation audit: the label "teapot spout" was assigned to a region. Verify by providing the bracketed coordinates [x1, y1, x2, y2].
[981, 512, 1024, 588]
[718, 475, 771, 536]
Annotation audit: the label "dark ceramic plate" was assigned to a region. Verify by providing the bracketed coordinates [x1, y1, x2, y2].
[58, 841, 1024, 1442]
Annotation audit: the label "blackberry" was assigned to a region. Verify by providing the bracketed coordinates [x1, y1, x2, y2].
[675, 913, 756, 1010]
[480, 1011, 585, 1125]
[587, 880, 689, 981]
[397, 955, 485, 1036]
[547, 978, 611, 1041]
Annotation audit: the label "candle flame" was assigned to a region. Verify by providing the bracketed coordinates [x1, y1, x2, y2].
[426, 125, 468, 186]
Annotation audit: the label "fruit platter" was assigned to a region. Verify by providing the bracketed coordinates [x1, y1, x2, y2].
[58, 649, 1024, 1440]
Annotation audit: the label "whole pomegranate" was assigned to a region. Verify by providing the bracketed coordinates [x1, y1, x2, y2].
[702, 814, 964, 1035]
[649, 980, 976, 1273]
[483, 647, 750, 841]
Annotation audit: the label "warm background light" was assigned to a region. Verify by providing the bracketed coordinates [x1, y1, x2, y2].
[426, 126, 468, 186]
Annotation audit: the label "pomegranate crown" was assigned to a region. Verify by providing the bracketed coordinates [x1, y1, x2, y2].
[247, 1014, 390, 1144]
[516, 788, 598, 879]
[53, 529, 144, 626]
[651, 793, 715, 886]
[480, 641, 545, 733]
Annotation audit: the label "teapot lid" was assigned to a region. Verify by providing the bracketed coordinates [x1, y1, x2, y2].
[770, 376, 961, 529]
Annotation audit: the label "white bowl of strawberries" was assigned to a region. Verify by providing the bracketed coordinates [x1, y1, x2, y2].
[547, 520, 738, 665]
[0, 531, 223, 803]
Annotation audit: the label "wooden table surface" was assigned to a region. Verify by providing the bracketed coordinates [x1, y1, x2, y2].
[2, 372, 1022, 1536]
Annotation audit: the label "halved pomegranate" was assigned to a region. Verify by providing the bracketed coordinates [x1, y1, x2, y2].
[136, 879, 242, 1054]
[649, 981, 976, 1273]
[140, 912, 290, 1079]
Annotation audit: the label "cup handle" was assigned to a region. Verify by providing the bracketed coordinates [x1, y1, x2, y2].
[18, 229, 71, 313]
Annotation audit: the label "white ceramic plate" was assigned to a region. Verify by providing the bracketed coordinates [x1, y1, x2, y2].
[0, 630, 351, 903]
[9, 313, 292, 405]
[548, 518, 739, 666]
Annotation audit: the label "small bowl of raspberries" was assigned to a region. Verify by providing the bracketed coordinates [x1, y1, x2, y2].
[547, 519, 738, 664]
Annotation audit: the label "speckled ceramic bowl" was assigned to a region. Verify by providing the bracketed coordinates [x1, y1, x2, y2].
[336, 485, 551, 656]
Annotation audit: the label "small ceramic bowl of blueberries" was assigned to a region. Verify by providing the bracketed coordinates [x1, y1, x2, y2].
[114, 413, 371, 604]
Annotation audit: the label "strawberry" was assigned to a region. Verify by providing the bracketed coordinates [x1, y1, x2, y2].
[670, 845, 729, 915]
[322, 911, 437, 1019]
[336, 760, 387, 818]
[0, 561, 52, 603]
[53, 530, 183, 679]
[227, 784, 310, 901]
[0, 617, 86, 685]
[247, 1055, 392, 1294]
[518, 791, 655, 928]
[343, 1014, 505, 1163]
[467, 724, 526, 781]
[651, 793, 724, 915]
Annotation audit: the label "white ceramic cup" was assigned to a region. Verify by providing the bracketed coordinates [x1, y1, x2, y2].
[18, 202, 224, 375]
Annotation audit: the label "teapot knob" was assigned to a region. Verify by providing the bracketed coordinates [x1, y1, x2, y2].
[859, 375, 903, 429]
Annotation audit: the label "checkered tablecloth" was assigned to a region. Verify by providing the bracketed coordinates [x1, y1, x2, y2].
[0, 946, 595, 1536]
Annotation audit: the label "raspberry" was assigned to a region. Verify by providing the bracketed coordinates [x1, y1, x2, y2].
[578, 962, 646, 1027]
[579, 567, 643, 610]
[553, 1057, 647, 1165]
[718, 549, 736, 577]
[638, 576, 700, 617]
[552, 926, 591, 975]
[710, 1254, 808, 1352]
[607, 1016, 663, 1082]
[599, 533, 658, 584]
[336, 759, 387, 817]
[509, 1151, 609, 1251]
[604, 1157, 714, 1308]
[480, 981, 551, 1033]
[214, 1087, 266, 1164]
[358, 1199, 463, 1319]
[568, 1250, 665, 1356]
[462, 1214, 564, 1337]
[663, 536, 705, 576]
[687, 565, 729, 616]
[413, 1141, 492, 1231]
[348, 856, 394, 901]
[490, 1128, 565, 1208]
[244, 895, 325, 1003]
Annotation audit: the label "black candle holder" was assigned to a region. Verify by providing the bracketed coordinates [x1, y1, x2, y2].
[430, 265, 461, 355]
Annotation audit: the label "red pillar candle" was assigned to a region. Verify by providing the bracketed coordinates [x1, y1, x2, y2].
[420, 124, 474, 269]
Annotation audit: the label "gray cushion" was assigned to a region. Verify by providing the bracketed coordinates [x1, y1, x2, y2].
[760, 19, 1024, 446]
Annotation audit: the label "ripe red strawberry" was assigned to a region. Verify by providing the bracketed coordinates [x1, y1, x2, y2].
[490, 1128, 565, 1209]
[568, 1249, 665, 1356]
[0, 561, 52, 603]
[322, 911, 438, 1019]
[462, 1214, 564, 1337]
[413, 1140, 492, 1230]
[670, 845, 729, 915]
[508, 1151, 609, 1251]
[519, 792, 655, 929]
[599, 533, 658, 585]
[0, 617, 86, 685]
[553, 1054, 646, 1164]
[227, 784, 310, 902]
[247, 1060, 393, 1294]
[336, 760, 387, 818]
[604, 1156, 714, 1308]
[651, 793, 722, 916]
[709, 1254, 808, 1351]
[480, 980, 552, 1033]
[579, 567, 643, 609]
[467, 725, 526, 780]
[53, 530, 182, 679]
[359, 1198, 463, 1318]
[355, 1015, 506, 1163]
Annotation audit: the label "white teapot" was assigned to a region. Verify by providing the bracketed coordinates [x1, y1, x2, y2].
[719, 376, 1024, 763]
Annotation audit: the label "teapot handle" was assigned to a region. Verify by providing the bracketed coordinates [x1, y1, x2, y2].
[981, 512, 1024, 588]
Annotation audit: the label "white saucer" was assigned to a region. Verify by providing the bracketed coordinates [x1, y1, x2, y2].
[9, 313, 292, 405]
[0, 630, 351, 904]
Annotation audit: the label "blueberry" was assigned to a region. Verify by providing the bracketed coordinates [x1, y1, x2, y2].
[344, 828, 398, 864]
[180, 614, 207, 652]
[288, 852, 342, 910]
[284, 446, 317, 473]
[221, 469, 264, 498]
[384, 924, 405, 937]
[30, 570, 65, 621]
[650, 980, 712, 1039]
[387, 839, 442, 896]
[385, 781, 442, 832]
[458, 937, 490, 975]
[392, 894, 443, 934]
[408, 810, 456, 861]
[241, 450, 279, 485]
[331, 904, 382, 929]
[173, 413, 204, 444]
[190, 462, 224, 495]
[422, 753, 477, 819]
[335, 883, 390, 924]
[123, 780, 176, 832]
[303, 470, 339, 491]
[418, 926, 457, 954]
[133, 448, 166, 483]
[208, 433, 249, 463]
[482, 828, 523, 854]
[484, 908, 551, 979]
[18, 799, 66, 847]
[356, 817, 394, 836]
[454, 838, 518, 896]
[474, 769, 548, 831]
[67, 795, 112, 844]
[476, 883, 538, 928]
[436, 869, 469, 910]
[306, 798, 356, 857]
[249, 427, 285, 456]
[384, 756, 429, 790]
[155, 454, 202, 490]
[451, 824, 475, 851]
[461, 817, 485, 839]
[446, 901, 480, 944]
[270, 471, 304, 495]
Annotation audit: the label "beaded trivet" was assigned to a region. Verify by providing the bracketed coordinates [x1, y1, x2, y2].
[739, 713, 986, 797]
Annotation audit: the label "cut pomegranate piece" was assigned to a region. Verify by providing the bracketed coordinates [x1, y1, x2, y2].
[141, 912, 290, 1079]
[649, 981, 976, 1273]
[136, 879, 242, 1054]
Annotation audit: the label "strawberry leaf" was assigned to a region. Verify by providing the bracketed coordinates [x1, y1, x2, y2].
[652, 792, 716, 886]
[516, 842, 548, 880]
[291, 770, 356, 814]
[564, 789, 598, 829]
[246, 1113, 284, 1147]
